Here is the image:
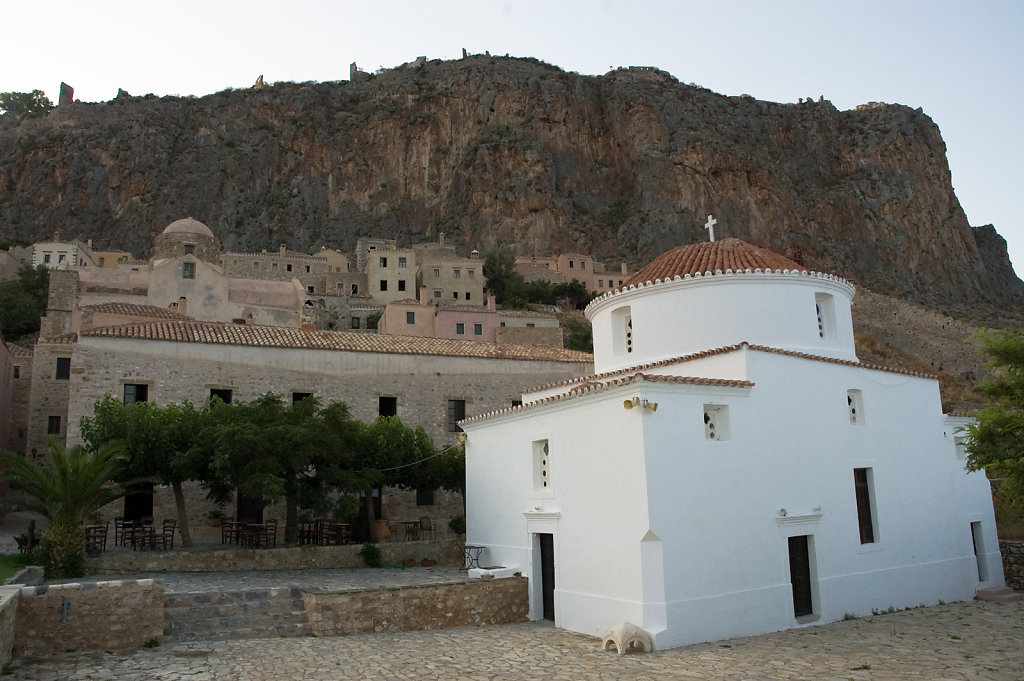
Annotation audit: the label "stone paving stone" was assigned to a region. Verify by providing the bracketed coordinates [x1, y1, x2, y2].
[4, 600, 1023, 680]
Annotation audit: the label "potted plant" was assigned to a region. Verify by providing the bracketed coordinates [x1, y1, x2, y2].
[207, 508, 224, 527]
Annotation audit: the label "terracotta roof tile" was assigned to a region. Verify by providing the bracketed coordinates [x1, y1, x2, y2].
[625, 239, 807, 286]
[80, 320, 592, 363]
[8, 344, 33, 358]
[83, 302, 191, 320]
[462, 371, 754, 425]
[42, 333, 78, 344]
[526, 342, 935, 394]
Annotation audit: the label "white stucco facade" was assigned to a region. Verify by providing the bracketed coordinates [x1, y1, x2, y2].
[462, 239, 1003, 649]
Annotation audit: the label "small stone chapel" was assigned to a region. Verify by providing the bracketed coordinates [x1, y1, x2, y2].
[461, 230, 1004, 649]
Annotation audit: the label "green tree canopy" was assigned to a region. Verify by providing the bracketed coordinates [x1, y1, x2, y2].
[0, 265, 49, 340]
[80, 396, 205, 546]
[963, 328, 1024, 502]
[0, 90, 53, 118]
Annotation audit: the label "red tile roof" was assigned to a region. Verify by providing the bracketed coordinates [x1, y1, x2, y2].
[624, 239, 808, 286]
[42, 333, 78, 344]
[83, 302, 191, 320]
[464, 341, 937, 427]
[80, 320, 593, 363]
[462, 371, 755, 425]
[526, 342, 936, 394]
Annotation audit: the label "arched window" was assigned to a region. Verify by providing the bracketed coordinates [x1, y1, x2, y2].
[611, 306, 633, 356]
[814, 293, 835, 341]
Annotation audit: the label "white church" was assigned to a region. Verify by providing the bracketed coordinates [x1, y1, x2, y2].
[462, 234, 1004, 649]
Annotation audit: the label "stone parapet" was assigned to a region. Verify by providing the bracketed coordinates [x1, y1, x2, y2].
[86, 539, 467, 574]
[13, 579, 164, 657]
[0, 587, 19, 665]
[999, 540, 1024, 591]
[302, 576, 528, 636]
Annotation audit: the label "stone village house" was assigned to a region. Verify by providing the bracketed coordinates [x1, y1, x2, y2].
[13, 218, 592, 535]
[462, 238, 1005, 649]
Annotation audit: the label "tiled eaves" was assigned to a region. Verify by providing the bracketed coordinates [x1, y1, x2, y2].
[584, 268, 854, 316]
[42, 333, 78, 344]
[525, 341, 936, 395]
[82, 302, 191, 320]
[79, 320, 593, 363]
[461, 371, 755, 426]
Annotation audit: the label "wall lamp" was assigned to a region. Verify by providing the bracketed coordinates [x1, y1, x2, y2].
[623, 397, 658, 412]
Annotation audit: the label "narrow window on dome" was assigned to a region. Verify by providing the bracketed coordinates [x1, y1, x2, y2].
[611, 306, 633, 356]
[704, 405, 730, 441]
[534, 439, 551, 492]
[814, 293, 835, 341]
[847, 389, 864, 425]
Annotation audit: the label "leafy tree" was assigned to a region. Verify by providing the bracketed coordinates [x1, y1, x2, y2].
[563, 317, 594, 352]
[0, 441, 130, 577]
[483, 247, 525, 304]
[80, 396, 204, 546]
[195, 394, 363, 544]
[0, 265, 49, 340]
[0, 90, 53, 118]
[963, 328, 1024, 504]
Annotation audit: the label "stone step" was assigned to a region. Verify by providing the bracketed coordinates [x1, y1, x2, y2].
[170, 622, 311, 643]
[165, 587, 311, 642]
[166, 597, 306, 621]
[166, 609, 309, 634]
[165, 587, 303, 608]
[976, 587, 1023, 604]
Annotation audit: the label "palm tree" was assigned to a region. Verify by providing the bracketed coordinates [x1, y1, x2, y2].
[0, 441, 130, 577]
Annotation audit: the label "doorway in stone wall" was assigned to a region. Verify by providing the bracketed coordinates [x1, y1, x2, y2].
[123, 484, 153, 521]
[236, 493, 264, 524]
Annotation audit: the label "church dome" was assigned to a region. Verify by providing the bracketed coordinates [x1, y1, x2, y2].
[162, 217, 215, 239]
[586, 238, 857, 372]
[624, 238, 807, 287]
[152, 217, 221, 263]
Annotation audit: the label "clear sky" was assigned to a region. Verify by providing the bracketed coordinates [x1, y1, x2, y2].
[6, 0, 1023, 278]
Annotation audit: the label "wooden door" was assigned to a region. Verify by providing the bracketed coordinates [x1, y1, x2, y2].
[539, 533, 555, 621]
[788, 535, 813, 617]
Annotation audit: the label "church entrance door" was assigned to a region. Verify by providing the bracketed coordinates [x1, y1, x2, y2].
[788, 535, 813, 617]
[539, 533, 555, 621]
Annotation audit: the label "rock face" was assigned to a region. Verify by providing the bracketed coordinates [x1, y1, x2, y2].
[0, 56, 1020, 312]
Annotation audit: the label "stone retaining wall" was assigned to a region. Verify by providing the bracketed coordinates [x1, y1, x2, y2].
[86, 539, 466, 574]
[13, 580, 164, 657]
[302, 576, 528, 636]
[1000, 540, 1024, 591]
[0, 587, 19, 665]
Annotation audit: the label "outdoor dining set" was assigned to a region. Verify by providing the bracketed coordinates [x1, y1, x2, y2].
[83, 517, 178, 553]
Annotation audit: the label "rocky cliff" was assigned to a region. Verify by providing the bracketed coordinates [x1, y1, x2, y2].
[0, 55, 1019, 314]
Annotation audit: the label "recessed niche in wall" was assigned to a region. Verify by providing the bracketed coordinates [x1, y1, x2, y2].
[704, 405, 730, 441]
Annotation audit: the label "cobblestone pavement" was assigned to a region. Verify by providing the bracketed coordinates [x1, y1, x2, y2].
[5, 600, 1022, 680]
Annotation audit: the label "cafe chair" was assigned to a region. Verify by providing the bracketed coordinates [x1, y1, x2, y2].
[263, 519, 278, 548]
[420, 516, 436, 541]
[158, 519, 177, 550]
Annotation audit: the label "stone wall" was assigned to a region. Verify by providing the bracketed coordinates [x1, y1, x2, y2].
[13, 579, 164, 657]
[25, 340, 73, 459]
[497, 326, 564, 348]
[86, 539, 466, 574]
[1000, 540, 1024, 591]
[0, 587, 19, 665]
[5, 345, 33, 455]
[302, 576, 528, 636]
